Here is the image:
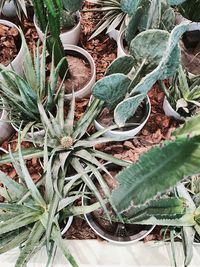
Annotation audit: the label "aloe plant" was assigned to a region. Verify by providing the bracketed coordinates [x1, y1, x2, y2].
[0, 30, 65, 128]
[160, 65, 200, 117]
[92, 23, 188, 127]
[32, 0, 68, 78]
[87, 0, 175, 41]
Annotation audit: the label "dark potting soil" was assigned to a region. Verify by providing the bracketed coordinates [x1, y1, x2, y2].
[64, 55, 91, 94]
[85, 170, 153, 240]
[0, 24, 20, 66]
[97, 101, 146, 131]
[47, 54, 91, 94]
[180, 39, 200, 75]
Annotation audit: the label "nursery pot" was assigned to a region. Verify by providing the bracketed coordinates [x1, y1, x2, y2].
[163, 97, 185, 121]
[117, 30, 127, 58]
[0, 109, 14, 145]
[63, 44, 96, 99]
[0, 19, 25, 75]
[93, 96, 151, 141]
[82, 163, 155, 244]
[34, 12, 81, 46]
[1, 0, 17, 17]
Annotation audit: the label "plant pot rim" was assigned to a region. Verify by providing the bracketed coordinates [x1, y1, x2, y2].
[0, 19, 23, 67]
[61, 216, 73, 236]
[63, 44, 96, 99]
[163, 96, 186, 121]
[82, 163, 155, 244]
[33, 11, 81, 36]
[93, 96, 151, 138]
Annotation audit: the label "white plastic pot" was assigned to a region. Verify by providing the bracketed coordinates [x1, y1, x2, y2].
[93, 96, 151, 141]
[117, 29, 127, 58]
[0, 19, 25, 76]
[61, 216, 73, 236]
[11, 121, 45, 139]
[163, 97, 184, 121]
[107, 29, 120, 42]
[1, 1, 17, 17]
[82, 163, 155, 244]
[63, 44, 96, 99]
[34, 12, 81, 46]
[0, 109, 14, 144]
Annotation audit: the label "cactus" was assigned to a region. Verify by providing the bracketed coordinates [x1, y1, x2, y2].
[33, 0, 69, 78]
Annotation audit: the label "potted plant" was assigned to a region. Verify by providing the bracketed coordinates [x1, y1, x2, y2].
[34, 0, 84, 46]
[91, 24, 188, 141]
[117, 0, 176, 57]
[160, 65, 200, 120]
[33, 0, 96, 98]
[82, 162, 155, 244]
[0, 30, 66, 135]
[173, 0, 200, 75]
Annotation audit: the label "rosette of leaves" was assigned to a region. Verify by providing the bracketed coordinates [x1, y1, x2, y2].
[0, 86, 130, 221]
[0, 30, 65, 128]
[92, 23, 188, 127]
[160, 65, 200, 117]
[87, 0, 175, 41]
[0, 136, 110, 267]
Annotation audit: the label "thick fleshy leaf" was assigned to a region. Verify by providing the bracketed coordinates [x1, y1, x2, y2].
[111, 136, 200, 212]
[105, 56, 135, 76]
[92, 74, 131, 110]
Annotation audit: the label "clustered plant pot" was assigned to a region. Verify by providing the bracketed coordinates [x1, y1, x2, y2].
[93, 96, 151, 141]
[0, 19, 25, 76]
[163, 97, 184, 121]
[0, 109, 14, 145]
[63, 44, 96, 100]
[82, 163, 155, 244]
[33, 11, 81, 46]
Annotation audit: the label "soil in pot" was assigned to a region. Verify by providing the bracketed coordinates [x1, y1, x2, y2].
[47, 50, 91, 94]
[0, 23, 21, 66]
[84, 166, 154, 242]
[180, 33, 200, 75]
[97, 101, 146, 131]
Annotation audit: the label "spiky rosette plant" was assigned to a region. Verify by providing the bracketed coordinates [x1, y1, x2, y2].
[0, 139, 90, 267]
[0, 87, 130, 221]
[0, 29, 65, 128]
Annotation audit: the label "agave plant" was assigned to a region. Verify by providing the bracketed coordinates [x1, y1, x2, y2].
[32, 0, 68, 78]
[0, 0, 29, 19]
[0, 85, 130, 221]
[0, 29, 65, 128]
[92, 23, 188, 127]
[160, 65, 200, 117]
[87, 0, 175, 41]
[0, 136, 108, 267]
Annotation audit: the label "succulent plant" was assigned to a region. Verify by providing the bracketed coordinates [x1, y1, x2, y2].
[87, 0, 175, 41]
[0, 29, 65, 128]
[92, 23, 188, 127]
[160, 65, 200, 117]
